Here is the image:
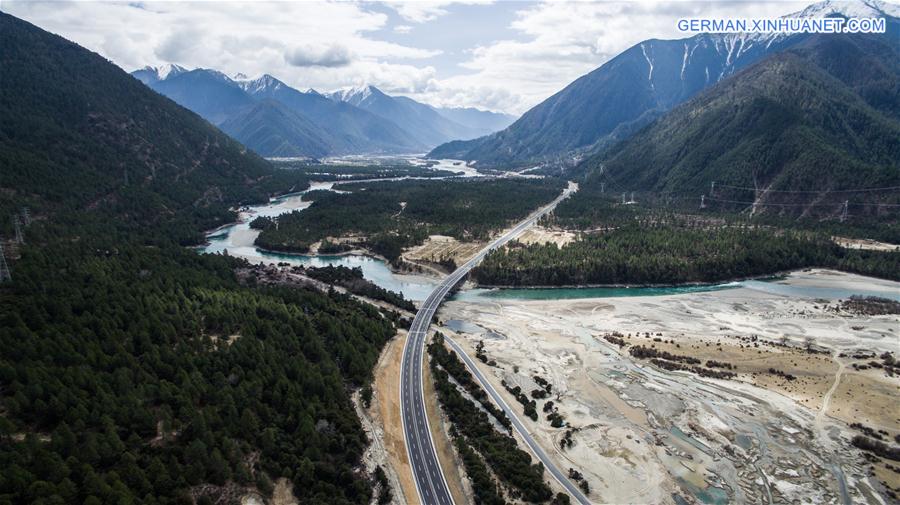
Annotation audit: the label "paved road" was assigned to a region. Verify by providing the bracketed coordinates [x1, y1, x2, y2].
[400, 182, 586, 505]
[443, 335, 591, 504]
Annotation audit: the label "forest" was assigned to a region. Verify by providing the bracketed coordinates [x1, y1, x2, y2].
[474, 224, 900, 286]
[0, 14, 418, 504]
[0, 213, 400, 505]
[550, 184, 900, 244]
[255, 178, 564, 262]
[269, 159, 461, 181]
[300, 265, 416, 311]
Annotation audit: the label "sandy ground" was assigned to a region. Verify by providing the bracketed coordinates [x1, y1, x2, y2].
[439, 269, 899, 505]
[516, 225, 578, 247]
[369, 330, 415, 505]
[268, 479, 296, 505]
[404, 235, 485, 266]
[834, 236, 900, 252]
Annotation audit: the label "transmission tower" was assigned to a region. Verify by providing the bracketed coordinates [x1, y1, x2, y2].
[630, 192, 635, 204]
[12, 215, 23, 245]
[840, 200, 849, 223]
[600, 182, 605, 194]
[0, 244, 10, 282]
[622, 192, 627, 204]
[700, 195, 706, 209]
[20, 207, 31, 226]
[710, 181, 716, 197]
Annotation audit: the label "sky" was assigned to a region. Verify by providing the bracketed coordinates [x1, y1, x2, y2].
[4, 0, 818, 115]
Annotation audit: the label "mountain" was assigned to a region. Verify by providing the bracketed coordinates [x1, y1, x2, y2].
[433, 106, 517, 137]
[135, 69, 425, 156]
[588, 37, 900, 207]
[0, 12, 273, 230]
[429, 0, 900, 167]
[151, 68, 255, 125]
[219, 99, 332, 158]
[328, 85, 485, 146]
[131, 63, 188, 85]
[238, 75, 425, 154]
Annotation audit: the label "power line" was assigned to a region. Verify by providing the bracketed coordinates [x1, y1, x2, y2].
[0, 244, 10, 282]
[12, 215, 23, 245]
[707, 197, 900, 208]
[714, 183, 900, 194]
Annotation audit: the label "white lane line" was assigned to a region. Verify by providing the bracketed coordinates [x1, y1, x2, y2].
[401, 184, 575, 505]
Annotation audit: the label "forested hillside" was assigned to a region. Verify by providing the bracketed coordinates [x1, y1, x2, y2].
[0, 13, 401, 504]
[587, 48, 900, 205]
[0, 13, 296, 237]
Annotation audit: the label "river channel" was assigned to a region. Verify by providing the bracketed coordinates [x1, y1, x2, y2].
[198, 160, 900, 303]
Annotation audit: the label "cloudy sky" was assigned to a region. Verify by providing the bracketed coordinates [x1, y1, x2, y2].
[5, 0, 814, 114]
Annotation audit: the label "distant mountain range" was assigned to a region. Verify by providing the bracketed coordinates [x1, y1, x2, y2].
[429, 0, 900, 168]
[132, 68, 515, 158]
[327, 85, 512, 147]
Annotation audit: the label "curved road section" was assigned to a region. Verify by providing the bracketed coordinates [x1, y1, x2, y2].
[400, 182, 589, 505]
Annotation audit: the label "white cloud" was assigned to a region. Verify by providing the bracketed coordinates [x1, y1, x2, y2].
[285, 44, 353, 68]
[415, 0, 810, 113]
[3, 0, 437, 96]
[385, 1, 495, 23]
[4, 0, 816, 115]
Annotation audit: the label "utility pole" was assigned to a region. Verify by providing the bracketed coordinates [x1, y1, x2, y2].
[840, 200, 848, 223]
[12, 215, 23, 245]
[600, 182, 605, 194]
[700, 195, 706, 209]
[20, 207, 31, 226]
[0, 244, 10, 282]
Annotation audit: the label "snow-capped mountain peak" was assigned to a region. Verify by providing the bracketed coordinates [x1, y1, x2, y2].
[331, 84, 383, 105]
[153, 63, 188, 81]
[237, 74, 286, 94]
[789, 0, 900, 20]
[131, 63, 189, 85]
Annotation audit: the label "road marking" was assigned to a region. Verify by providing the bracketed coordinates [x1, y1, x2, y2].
[400, 183, 576, 505]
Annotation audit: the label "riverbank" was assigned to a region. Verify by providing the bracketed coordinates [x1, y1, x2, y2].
[472, 266, 900, 290]
[438, 269, 899, 504]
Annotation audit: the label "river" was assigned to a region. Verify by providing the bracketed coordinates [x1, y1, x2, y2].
[198, 160, 900, 303]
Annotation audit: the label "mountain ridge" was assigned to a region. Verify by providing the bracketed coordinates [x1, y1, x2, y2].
[582, 36, 900, 217]
[429, 0, 900, 167]
[0, 12, 275, 231]
[326, 84, 503, 145]
[134, 69, 425, 156]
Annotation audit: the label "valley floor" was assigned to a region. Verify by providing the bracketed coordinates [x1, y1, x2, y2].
[436, 269, 899, 504]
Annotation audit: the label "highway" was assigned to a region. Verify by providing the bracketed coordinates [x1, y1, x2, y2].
[400, 181, 589, 505]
